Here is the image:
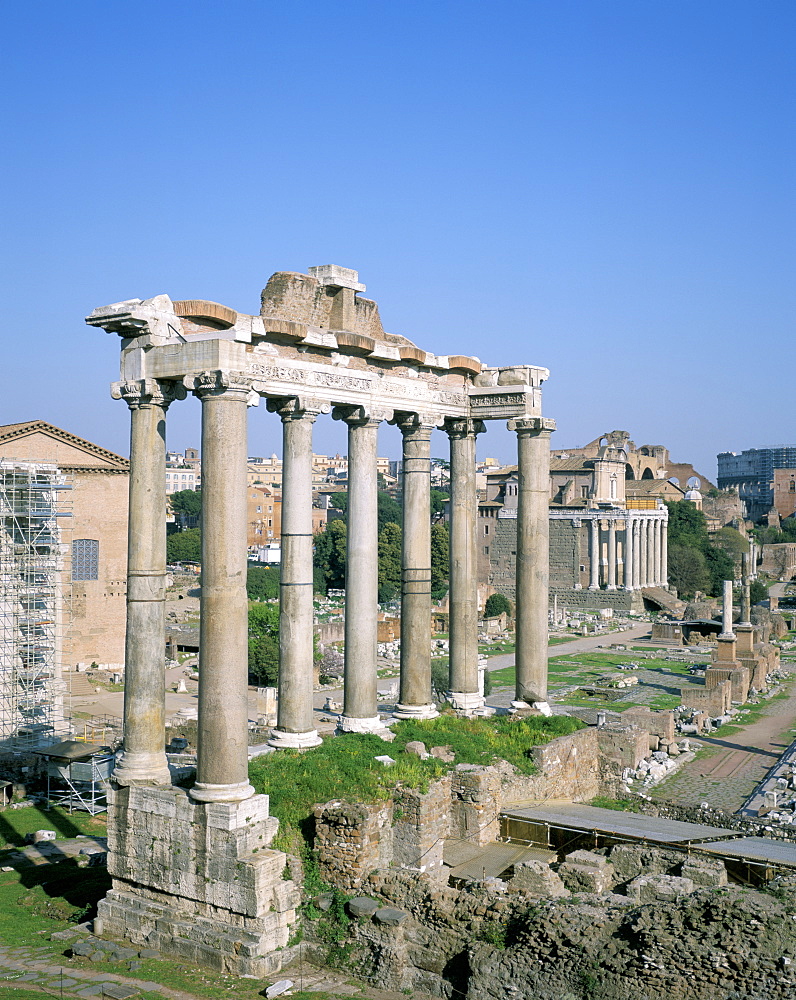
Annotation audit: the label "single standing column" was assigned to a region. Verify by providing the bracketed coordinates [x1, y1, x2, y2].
[607, 520, 617, 590]
[740, 552, 752, 626]
[445, 417, 485, 714]
[588, 518, 600, 590]
[511, 416, 556, 708]
[720, 579, 734, 638]
[191, 371, 255, 802]
[112, 379, 184, 787]
[268, 397, 327, 747]
[639, 517, 649, 589]
[334, 406, 385, 732]
[624, 516, 635, 590]
[393, 413, 438, 720]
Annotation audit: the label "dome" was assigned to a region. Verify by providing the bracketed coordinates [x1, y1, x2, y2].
[684, 488, 702, 502]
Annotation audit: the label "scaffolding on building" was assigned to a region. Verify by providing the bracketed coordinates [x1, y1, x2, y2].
[0, 461, 72, 749]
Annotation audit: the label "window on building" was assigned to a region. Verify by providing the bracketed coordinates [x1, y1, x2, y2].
[72, 539, 99, 581]
[484, 524, 489, 535]
[483, 546, 490, 555]
[256, 506, 262, 512]
[581, 486, 589, 498]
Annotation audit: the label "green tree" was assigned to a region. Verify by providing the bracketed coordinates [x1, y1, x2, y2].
[484, 593, 512, 618]
[378, 522, 402, 602]
[377, 492, 403, 534]
[712, 526, 749, 564]
[247, 565, 280, 601]
[169, 489, 202, 518]
[704, 545, 736, 596]
[430, 522, 449, 598]
[166, 527, 202, 563]
[313, 519, 347, 593]
[668, 544, 710, 599]
[665, 500, 709, 549]
[248, 602, 279, 686]
[749, 579, 768, 605]
[329, 492, 348, 513]
[430, 489, 450, 519]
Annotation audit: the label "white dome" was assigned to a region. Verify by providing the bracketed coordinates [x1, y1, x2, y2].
[684, 488, 702, 501]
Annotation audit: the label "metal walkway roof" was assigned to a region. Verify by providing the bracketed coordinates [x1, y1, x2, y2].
[502, 804, 739, 845]
[696, 837, 796, 869]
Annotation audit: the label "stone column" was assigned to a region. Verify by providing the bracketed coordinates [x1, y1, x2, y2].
[639, 517, 649, 589]
[632, 518, 642, 590]
[393, 413, 438, 719]
[648, 519, 657, 587]
[445, 417, 485, 713]
[720, 579, 734, 639]
[511, 416, 556, 708]
[588, 518, 600, 590]
[606, 520, 617, 590]
[652, 517, 661, 586]
[268, 397, 327, 747]
[112, 379, 185, 787]
[624, 516, 635, 590]
[661, 518, 668, 588]
[333, 406, 385, 732]
[736, 552, 755, 656]
[191, 371, 255, 803]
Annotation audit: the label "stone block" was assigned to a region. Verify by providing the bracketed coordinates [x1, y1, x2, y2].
[626, 873, 695, 903]
[374, 907, 408, 926]
[405, 741, 427, 757]
[564, 849, 610, 868]
[348, 897, 381, 918]
[608, 844, 681, 883]
[510, 861, 569, 897]
[557, 860, 615, 894]
[681, 858, 728, 887]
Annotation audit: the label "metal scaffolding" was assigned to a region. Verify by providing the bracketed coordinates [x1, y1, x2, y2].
[0, 461, 71, 748]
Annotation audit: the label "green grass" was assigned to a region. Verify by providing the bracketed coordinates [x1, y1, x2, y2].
[0, 806, 106, 849]
[0, 860, 110, 950]
[589, 795, 644, 813]
[250, 715, 584, 832]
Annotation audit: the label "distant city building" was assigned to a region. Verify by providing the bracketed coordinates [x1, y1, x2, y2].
[717, 445, 796, 519]
[773, 468, 796, 521]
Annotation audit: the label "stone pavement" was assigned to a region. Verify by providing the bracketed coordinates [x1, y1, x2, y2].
[0, 937, 427, 1000]
[650, 676, 796, 812]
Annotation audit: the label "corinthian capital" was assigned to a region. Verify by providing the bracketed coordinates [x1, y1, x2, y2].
[508, 415, 557, 436]
[266, 396, 331, 422]
[443, 417, 486, 439]
[188, 370, 255, 401]
[332, 404, 393, 427]
[111, 378, 187, 410]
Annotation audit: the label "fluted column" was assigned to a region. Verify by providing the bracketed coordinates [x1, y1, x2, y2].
[647, 518, 656, 587]
[588, 518, 600, 590]
[268, 397, 327, 748]
[512, 416, 556, 708]
[624, 516, 635, 590]
[607, 520, 617, 590]
[445, 417, 485, 713]
[191, 371, 255, 802]
[112, 378, 185, 787]
[661, 518, 668, 588]
[393, 413, 438, 720]
[639, 517, 649, 588]
[632, 518, 642, 590]
[334, 406, 385, 732]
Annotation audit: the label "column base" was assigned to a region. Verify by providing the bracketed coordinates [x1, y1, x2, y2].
[336, 715, 385, 734]
[267, 728, 322, 750]
[588, 585, 599, 591]
[606, 585, 617, 591]
[510, 700, 552, 716]
[448, 691, 486, 714]
[113, 751, 173, 788]
[392, 703, 439, 721]
[190, 779, 255, 803]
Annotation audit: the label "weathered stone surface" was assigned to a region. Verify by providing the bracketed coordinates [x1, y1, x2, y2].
[625, 873, 695, 903]
[348, 897, 381, 918]
[374, 906, 408, 926]
[680, 857, 728, 887]
[405, 741, 427, 757]
[608, 843, 682, 883]
[509, 861, 569, 897]
[557, 859, 616, 895]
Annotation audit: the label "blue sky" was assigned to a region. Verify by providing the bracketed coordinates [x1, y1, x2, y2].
[1, 1, 793, 479]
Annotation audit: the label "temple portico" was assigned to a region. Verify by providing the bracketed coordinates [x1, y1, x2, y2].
[85, 266, 554, 975]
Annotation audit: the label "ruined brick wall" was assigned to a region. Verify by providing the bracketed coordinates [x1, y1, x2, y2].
[392, 777, 450, 877]
[450, 765, 504, 845]
[761, 543, 796, 580]
[313, 800, 393, 892]
[548, 518, 582, 590]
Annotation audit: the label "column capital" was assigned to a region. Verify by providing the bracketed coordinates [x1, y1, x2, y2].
[392, 411, 441, 437]
[189, 369, 255, 401]
[266, 395, 331, 422]
[508, 415, 556, 436]
[332, 404, 392, 427]
[443, 416, 486, 439]
[112, 378, 187, 410]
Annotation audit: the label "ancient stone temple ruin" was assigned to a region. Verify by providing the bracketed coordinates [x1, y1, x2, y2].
[86, 265, 554, 974]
